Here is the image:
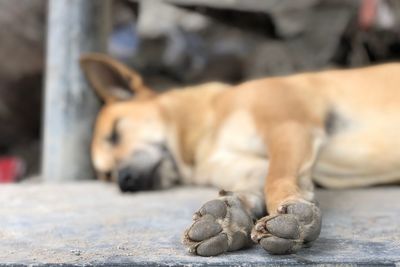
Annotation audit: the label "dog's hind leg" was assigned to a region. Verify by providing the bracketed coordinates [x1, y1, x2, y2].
[182, 188, 265, 256]
[251, 122, 324, 255]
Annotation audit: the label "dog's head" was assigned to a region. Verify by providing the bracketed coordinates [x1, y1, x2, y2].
[80, 54, 179, 192]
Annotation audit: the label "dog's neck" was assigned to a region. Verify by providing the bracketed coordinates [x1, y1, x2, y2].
[156, 82, 229, 179]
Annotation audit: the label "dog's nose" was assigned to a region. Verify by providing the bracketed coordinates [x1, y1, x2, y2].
[117, 167, 152, 192]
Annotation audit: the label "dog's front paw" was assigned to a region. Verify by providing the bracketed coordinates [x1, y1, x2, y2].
[251, 200, 321, 255]
[183, 194, 254, 256]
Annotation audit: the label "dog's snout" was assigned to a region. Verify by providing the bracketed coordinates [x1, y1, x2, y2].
[118, 167, 138, 192]
[117, 168, 129, 187]
[117, 167, 155, 192]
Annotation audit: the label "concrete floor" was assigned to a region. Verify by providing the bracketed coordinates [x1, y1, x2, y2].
[0, 182, 399, 266]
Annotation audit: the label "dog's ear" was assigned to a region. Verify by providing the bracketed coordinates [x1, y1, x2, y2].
[79, 53, 155, 103]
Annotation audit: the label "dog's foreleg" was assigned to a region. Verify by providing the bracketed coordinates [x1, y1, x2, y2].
[251, 121, 323, 255]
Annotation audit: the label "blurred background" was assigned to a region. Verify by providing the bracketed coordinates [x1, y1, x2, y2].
[1, 0, 400, 183]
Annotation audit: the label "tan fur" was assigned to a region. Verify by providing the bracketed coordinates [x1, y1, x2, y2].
[81, 53, 400, 215]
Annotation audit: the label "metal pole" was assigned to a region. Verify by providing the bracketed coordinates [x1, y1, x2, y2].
[42, 0, 111, 181]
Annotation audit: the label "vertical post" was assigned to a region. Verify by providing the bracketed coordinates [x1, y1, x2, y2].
[42, 0, 111, 181]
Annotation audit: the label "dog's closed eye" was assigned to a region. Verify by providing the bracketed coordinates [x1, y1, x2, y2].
[106, 119, 120, 145]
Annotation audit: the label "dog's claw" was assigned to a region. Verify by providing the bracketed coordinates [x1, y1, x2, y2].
[183, 196, 253, 256]
[251, 201, 321, 255]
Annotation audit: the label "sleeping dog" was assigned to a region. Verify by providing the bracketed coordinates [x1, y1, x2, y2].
[80, 53, 400, 256]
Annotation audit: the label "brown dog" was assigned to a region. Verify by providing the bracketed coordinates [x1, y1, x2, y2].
[80, 53, 400, 256]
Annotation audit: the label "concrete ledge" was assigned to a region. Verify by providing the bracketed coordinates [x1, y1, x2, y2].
[0, 182, 399, 266]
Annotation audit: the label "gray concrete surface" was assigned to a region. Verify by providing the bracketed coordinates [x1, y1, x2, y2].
[0, 182, 399, 266]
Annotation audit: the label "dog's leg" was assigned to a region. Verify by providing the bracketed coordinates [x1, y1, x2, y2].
[182, 188, 265, 256]
[251, 122, 323, 255]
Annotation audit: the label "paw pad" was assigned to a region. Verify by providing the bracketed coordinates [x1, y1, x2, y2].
[187, 214, 222, 241]
[183, 196, 254, 256]
[252, 201, 321, 255]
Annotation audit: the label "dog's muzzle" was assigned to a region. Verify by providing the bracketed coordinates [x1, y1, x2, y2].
[116, 144, 179, 192]
[117, 164, 160, 192]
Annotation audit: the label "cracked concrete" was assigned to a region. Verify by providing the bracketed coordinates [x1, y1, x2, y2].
[0, 182, 399, 266]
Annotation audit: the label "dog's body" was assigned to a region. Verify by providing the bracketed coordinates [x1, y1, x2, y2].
[159, 64, 400, 189]
[81, 54, 400, 256]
